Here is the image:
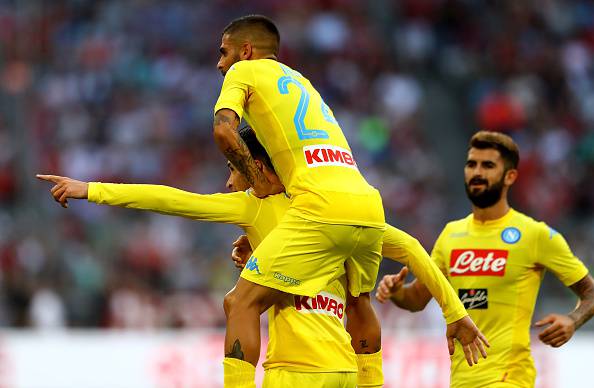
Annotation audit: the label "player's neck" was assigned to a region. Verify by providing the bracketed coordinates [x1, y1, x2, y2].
[471, 199, 511, 223]
[250, 53, 277, 61]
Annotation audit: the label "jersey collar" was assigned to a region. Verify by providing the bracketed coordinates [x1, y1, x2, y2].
[470, 208, 516, 227]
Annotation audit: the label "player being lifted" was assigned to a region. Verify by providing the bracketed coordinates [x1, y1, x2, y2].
[376, 131, 594, 388]
[38, 126, 484, 387]
[211, 15, 488, 386]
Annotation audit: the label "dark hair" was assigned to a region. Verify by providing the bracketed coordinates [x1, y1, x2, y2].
[469, 130, 520, 170]
[222, 15, 280, 55]
[238, 126, 274, 170]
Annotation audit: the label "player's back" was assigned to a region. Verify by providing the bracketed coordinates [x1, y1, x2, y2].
[249, 195, 357, 373]
[215, 59, 384, 227]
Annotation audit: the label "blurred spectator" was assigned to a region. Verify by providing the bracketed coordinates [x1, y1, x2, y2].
[0, 0, 589, 329]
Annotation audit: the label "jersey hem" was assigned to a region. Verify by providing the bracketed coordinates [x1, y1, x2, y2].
[264, 365, 358, 373]
[286, 209, 385, 229]
[240, 270, 320, 298]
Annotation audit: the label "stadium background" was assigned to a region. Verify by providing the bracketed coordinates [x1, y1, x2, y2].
[0, 0, 592, 387]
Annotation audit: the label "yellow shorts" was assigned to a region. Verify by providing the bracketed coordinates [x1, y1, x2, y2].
[240, 211, 384, 297]
[263, 369, 357, 388]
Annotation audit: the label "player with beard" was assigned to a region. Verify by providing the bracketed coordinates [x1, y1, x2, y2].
[212, 15, 487, 387]
[376, 131, 594, 387]
[37, 126, 484, 388]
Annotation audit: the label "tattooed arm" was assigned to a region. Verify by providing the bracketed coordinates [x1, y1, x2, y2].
[213, 109, 271, 197]
[536, 274, 594, 347]
[568, 275, 594, 330]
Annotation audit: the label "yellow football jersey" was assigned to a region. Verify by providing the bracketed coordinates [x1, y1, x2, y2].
[214, 59, 384, 228]
[432, 209, 589, 388]
[265, 268, 357, 372]
[88, 183, 467, 373]
[87, 182, 356, 372]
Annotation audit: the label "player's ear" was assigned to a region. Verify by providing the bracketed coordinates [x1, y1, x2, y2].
[504, 168, 518, 186]
[239, 42, 252, 60]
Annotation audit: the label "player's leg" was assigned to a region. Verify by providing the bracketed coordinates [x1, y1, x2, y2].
[346, 292, 381, 353]
[223, 278, 284, 387]
[224, 213, 357, 387]
[346, 293, 384, 388]
[224, 278, 284, 364]
[345, 226, 385, 388]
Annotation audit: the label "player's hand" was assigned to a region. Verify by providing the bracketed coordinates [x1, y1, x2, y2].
[446, 315, 490, 366]
[231, 235, 252, 269]
[535, 313, 576, 348]
[375, 267, 409, 303]
[36, 174, 89, 208]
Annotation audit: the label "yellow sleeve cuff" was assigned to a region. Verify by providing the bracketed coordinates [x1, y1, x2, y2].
[87, 182, 101, 203]
[214, 102, 244, 121]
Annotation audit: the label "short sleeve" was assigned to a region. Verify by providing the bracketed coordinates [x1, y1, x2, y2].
[214, 61, 256, 120]
[536, 223, 589, 286]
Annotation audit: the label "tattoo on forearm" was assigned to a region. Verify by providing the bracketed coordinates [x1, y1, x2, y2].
[214, 112, 268, 190]
[214, 112, 235, 126]
[225, 339, 245, 360]
[224, 138, 269, 188]
[569, 275, 594, 330]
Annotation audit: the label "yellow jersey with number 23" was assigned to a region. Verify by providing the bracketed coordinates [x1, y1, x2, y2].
[214, 59, 384, 228]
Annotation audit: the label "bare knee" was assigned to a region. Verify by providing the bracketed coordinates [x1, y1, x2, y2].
[224, 279, 285, 318]
[223, 288, 239, 319]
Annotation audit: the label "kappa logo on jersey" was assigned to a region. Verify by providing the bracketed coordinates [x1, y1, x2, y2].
[245, 255, 261, 275]
[501, 227, 521, 244]
[458, 288, 488, 309]
[303, 145, 358, 169]
[450, 249, 508, 276]
[294, 292, 345, 320]
[273, 272, 300, 285]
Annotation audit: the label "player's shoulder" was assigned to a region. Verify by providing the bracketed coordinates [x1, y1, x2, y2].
[218, 190, 254, 202]
[229, 59, 280, 72]
[247, 190, 290, 205]
[261, 192, 291, 209]
[509, 209, 550, 234]
[443, 214, 473, 233]
[226, 60, 251, 75]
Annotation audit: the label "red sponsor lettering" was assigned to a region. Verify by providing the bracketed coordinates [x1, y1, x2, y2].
[327, 149, 344, 163]
[303, 145, 357, 169]
[450, 249, 508, 276]
[316, 295, 329, 309]
[328, 299, 337, 315]
[294, 295, 312, 310]
[293, 293, 344, 319]
[342, 151, 354, 165]
[304, 149, 322, 164]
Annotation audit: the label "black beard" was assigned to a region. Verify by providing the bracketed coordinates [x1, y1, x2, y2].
[465, 176, 505, 209]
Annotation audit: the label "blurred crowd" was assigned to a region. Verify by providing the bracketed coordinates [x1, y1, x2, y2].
[0, 0, 592, 330]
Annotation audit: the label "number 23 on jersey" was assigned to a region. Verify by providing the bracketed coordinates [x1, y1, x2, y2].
[277, 64, 338, 141]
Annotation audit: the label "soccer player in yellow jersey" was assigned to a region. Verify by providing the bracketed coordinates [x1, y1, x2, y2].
[38, 126, 486, 387]
[376, 131, 594, 388]
[211, 15, 488, 386]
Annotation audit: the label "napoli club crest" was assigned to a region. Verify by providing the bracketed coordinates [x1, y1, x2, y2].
[501, 227, 521, 244]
